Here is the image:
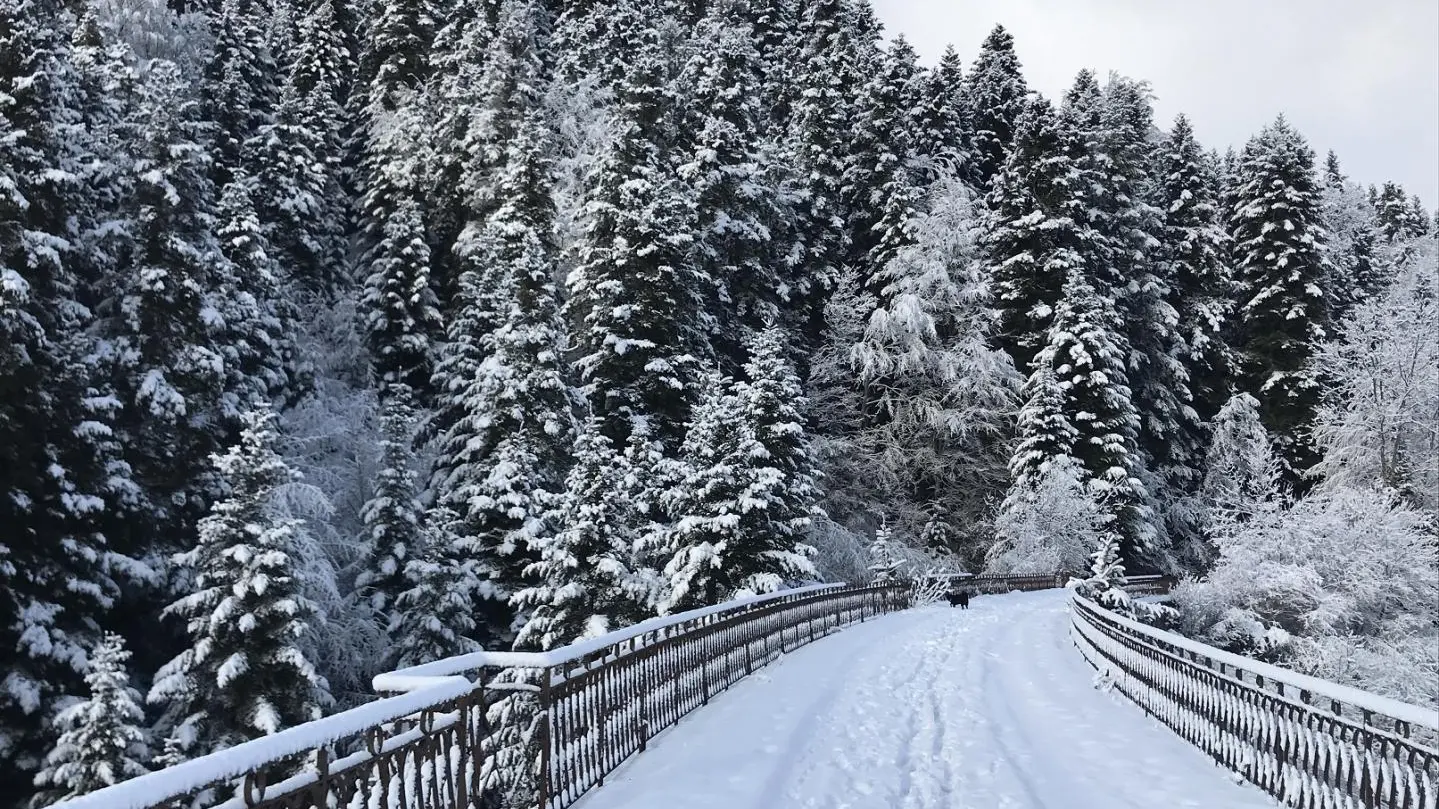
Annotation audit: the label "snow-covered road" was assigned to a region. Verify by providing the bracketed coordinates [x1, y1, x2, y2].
[577, 589, 1276, 809]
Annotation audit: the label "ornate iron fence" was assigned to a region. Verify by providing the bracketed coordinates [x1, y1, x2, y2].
[1071, 594, 1439, 809]
[55, 582, 911, 809]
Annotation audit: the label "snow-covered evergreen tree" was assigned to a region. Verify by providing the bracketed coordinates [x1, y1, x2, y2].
[202, 0, 278, 185]
[31, 634, 148, 806]
[678, 0, 793, 371]
[355, 385, 423, 617]
[660, 331, 820, 612]
[566, 30, 706, 450]
[983, 95, 1081, 371]
[850, 173, 1020, 552]
[1, 0, 141, 787]
[914, 44, 965, 168]
[1201, 392, 1282, 526]
[1226, 117, 1332, 489]
[866, 519, 905, 583]
[1014, 270, 1154, 559]
[514, 419, 655, 651]
[149, 406, 331, 763]
[959, 24, 1029, 191]
[1317, 152, 1382, 322]
[1155, 114, 1234, 425]
[386, 509, 483, 669]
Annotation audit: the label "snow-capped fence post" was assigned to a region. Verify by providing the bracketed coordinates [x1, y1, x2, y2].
[1069, 592, 1439, 809]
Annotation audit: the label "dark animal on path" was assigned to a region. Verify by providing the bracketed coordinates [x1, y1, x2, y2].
[944, 590, 971, 609]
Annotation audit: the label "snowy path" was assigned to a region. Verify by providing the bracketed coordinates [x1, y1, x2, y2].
[577, 589, 1276, 809]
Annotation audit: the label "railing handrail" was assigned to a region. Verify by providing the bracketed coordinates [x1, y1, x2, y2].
[51, 675, 475, 809]
[50, 582, 866, 809]
[1071, 593, 1439, 731]
[374, 582, 844, 690]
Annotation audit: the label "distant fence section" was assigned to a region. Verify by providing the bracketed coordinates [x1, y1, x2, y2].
[1071, 594, 1439, 809]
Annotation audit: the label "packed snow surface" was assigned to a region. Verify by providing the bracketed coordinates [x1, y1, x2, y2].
[578, 589, 1277, 809]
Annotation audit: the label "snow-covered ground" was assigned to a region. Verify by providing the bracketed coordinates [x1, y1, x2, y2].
[577, 589, 1276, 809]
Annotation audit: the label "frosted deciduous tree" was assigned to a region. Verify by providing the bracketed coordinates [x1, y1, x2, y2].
[986, 458, 1105, 576]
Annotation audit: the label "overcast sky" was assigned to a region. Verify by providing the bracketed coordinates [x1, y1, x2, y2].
[870, 0, 1439, 209]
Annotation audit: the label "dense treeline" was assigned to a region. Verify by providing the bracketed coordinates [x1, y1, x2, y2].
[3, 0, 1435, 803]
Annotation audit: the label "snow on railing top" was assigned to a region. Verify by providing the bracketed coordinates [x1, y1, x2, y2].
[375, 582, 844, 689]
[51, 675, 473, 809]
[1073, 593, 1439, 731]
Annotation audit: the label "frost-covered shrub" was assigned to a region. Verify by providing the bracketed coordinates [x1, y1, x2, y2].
[1174, 486, 1439, 706]
[985, 458, 1105, 575]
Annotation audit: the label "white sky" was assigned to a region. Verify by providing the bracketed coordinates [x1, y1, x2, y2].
[870, 0, 1439, 209]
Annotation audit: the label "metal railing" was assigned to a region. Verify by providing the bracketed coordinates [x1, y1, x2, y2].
[1071, 593, 1439, 809]
[56, 582, 911, 809]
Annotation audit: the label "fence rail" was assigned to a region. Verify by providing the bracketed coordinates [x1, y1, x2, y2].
[1070, 594, 1439, 809]
[55, 582, 912, 809]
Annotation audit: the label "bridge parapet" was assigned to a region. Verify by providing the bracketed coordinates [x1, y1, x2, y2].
[53, 582, 911, 809]
[1071, 594, 1439, 809]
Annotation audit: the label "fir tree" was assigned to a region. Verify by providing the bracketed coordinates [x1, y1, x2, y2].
[386, 509, 483, 669]
[960, 24, 1029, 191]
[360, 190, 442, 394]
[1202, 392, 1282, 526]
[915, 44, 965, 168]
[566, 30, 706, 450]
[149, 406, 331, 763]
[1318, 152, 1382, 321]
[866, 519, 905, 583]
[427, 2, 576, 644]
[984, 95, 1083, 371]
[31, 634, 149, 806]
[1155, 114, 1235, 424]
[782, 0, 864, 354]
[846, 35, 924, 285]
[1226, 117, 1331, 489]
[202, 0, 279, 185]
[514, 420, 654, 651]
[355, 385, 423, 617]
[678, 0, 793, 371]
[660, 331, 820, 613]
[0, 0, 137, 786]
[1020, 271, 1154, 559]
[107, 58, 232, 544]
[213, 176, 296, 416]
[359, 0, 434, 110]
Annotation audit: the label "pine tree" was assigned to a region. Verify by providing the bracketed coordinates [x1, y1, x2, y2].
[31, 634, 148, 806]
[747, 0, 799, 128]
[660, 331, 820, 613]
[866, 519, 905, 583]
[960, 24, 1029, 191]
[514, 420, 654, 651]
[1155, 114, 1235, 424]
[359, 0, 434, 110]
[1226, 117, 1331, 489]
[915, 44, 965, 168]
[0, 0, 137, 786]
[149, 406, 331, 762]
[356, 385, 423, 617]
[983, 95, 1082, 371]
[426, 2, 576, 645]
[678, 0, 793, 371]
[386, 509, 483, 669]
[566, 30, 706, 450]
[1020, 271, 1154, 559]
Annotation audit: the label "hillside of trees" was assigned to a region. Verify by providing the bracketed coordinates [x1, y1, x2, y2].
[3, 0, 1435, 803]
